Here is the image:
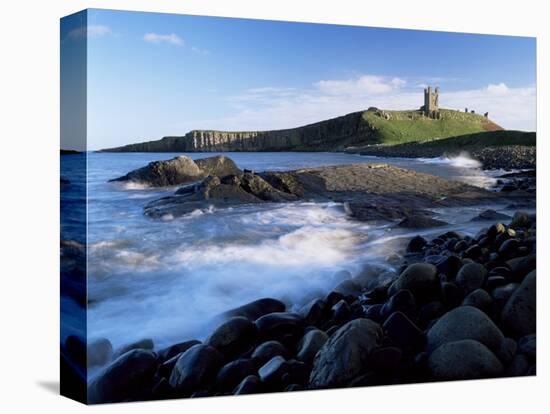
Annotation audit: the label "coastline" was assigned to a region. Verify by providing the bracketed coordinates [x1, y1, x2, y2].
[63, 154, 537, 403]
[80, 212, 536, 403]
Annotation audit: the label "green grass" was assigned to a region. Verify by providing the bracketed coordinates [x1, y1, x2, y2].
[362, 109, 499, 144]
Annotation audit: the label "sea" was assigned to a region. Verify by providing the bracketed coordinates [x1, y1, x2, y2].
[60, 151, 529, 357]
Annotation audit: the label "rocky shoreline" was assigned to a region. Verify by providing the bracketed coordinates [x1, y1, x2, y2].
[63, 154, 537, 404]
[345, 144, 535, 170]
[72, 211, 536, 403]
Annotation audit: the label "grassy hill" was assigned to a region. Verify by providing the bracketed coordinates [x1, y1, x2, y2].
[100, 108, 504, 152]
[361, 109, 501, 145]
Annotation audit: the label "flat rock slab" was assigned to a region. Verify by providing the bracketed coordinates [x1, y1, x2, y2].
[142, 161, 497, 219]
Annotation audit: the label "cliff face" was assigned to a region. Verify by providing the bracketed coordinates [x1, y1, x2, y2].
[101, 111, 376, 152]
[100, 109, 499, 153]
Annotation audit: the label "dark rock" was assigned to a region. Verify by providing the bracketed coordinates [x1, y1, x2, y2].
[369, 346, 402, 372]
[462, 289, 493, 314]
[88, 349, 158, 403]
[441, 282, 463, 308]
[169, 344, 224, 394]
[157, 353, 181, 378]
[491, 283, 520, 310]
[407, 235, 427, 253]
[501, 270, 536, 337]
[427, 306, 504, 352]
[496, 337, 517, 365]
[486, 276, 507, 289]
[225, 298, 285, 321]
[508, 254, 536, 282]
[299, 298, 327, 326]
[455, 263, 487, 294]
[498, 239, 520, 259]
[157, 340, 201, 362]
[454, 240, 469, 252]
[505, 354, 530, 377]
[428, 339, 503, 380]
[510, 211, 532, 229]
[251, 341, 287, 366]
[398, 215, 448, 229]
[325, 291, 345, 307]
[286, 359, 310, 384]
[206, 316, 257, 357]
[115, 338, 154, 357]
[332, 299, 352, 322]
[383, 311, 424, 351]
[487, 223, 506, 239]
[296, 329, 329, 365]
[216, 358, 257, 391]
[518, 334, 536, 359]
[233, 375, 262, 395]
[418, 301, 445, 327]
[381, 289, 417, 319]
[284, 383, 302, 392]
[436, 255, 462, 280]
[364, 304, 384, 322]
[255, 312, 303, 341]
[258, 356, 289, 385]
[195, 155, 242, 178]
[389, 263, 439, 303]
[309, 319, 382, 388]
[333, 279, 362, 297]
[64, 335, 86, 368]
[472, 209, 510, 221]
[463, 244, 482, 259]
[87, 338, 113, 367]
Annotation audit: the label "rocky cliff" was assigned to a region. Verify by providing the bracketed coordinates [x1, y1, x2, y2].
[100, 109, 500, 153]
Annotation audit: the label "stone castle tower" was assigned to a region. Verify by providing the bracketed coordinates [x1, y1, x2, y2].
[423, 86, 439, 118]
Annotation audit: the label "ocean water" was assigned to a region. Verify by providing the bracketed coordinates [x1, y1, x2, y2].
[61, 152, 521, 353]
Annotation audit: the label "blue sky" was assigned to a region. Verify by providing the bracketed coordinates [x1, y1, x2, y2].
[72, 9, 535, 149]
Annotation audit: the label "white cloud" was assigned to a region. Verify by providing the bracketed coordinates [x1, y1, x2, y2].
[203, 77, 535, 132]
[315, 75, 406, 96]
[143, 32, 184, 46]
[88, 25, 111, 38]
[486, 82, 510, 95]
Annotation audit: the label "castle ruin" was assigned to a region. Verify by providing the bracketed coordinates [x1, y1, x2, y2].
[422, 86, 440, 118]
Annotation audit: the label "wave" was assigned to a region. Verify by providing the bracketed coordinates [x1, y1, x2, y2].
[418, 152, 482, 169]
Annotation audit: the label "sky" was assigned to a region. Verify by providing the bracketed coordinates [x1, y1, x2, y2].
[63, 9, 536, 150]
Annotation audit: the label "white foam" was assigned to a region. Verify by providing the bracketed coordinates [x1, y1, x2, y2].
[418, 151, 482, 169]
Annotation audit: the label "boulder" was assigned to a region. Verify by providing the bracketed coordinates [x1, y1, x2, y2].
[383, 311, 424, 350]
[407, 235, 427, 253]
[455, 263, 487, 294]
[110, 155, 203, 186]
[296, 329, 329, 365]
[225, 298, 286, 321]
[518, 334, 536, 359]
[472, 209, 510, 221]
[206, 316, 257, 356]
[157, 339, 201, 362]
[389, 263, 439, 302]
[462, 288, 493, 314]
[194, 155, 242, 178]
[428, 339, 503, 380]
[88, 349, 158, 403]
[215, 358, 257, 392]
[258, 356, 289, 385]
[251, 340, 287, 366]
[169, 344, 224, 394]
[115, 338, 154, 357]
[427, 306, 504, 352]
[501, 270, 536, 337]
[87, 338, 113, 367]
[255, 312, 303, 340]
[233, 375, 262, 395]
[398, 215, 448, 229]
[309, 318, 382, 388]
